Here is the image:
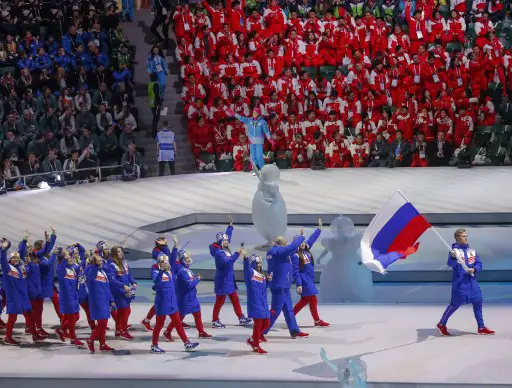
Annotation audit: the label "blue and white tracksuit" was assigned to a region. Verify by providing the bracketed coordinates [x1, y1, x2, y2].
[146, 55, 167, 98]
[234, 114, 272, 170]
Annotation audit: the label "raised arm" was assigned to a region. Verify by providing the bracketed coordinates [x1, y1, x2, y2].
[291, 253, 302, 286]
[243, 256, 252, 283]
[41, 253, 57, 268]
[274, 236, 305, 259]
[234, 113, 251, 124]
[0, 240, 11, 275]
[306, 227, 321, 248]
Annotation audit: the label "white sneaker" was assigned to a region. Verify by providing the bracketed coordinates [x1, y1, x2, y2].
[252, 171, 256, 176]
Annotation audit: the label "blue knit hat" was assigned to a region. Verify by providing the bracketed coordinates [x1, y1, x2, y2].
[216, 232, 228, 244]
[96, 240, 108, 252]
[249, 254, 261, 269]
[178, 250, 190, 262]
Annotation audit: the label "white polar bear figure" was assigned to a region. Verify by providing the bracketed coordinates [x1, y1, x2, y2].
[319, 215, 373, 303]
[251, 163, 287, 246]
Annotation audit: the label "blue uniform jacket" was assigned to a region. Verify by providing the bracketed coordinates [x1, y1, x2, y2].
[266, 236, 305, 290]
[75, 244, 88, 302]
[19, 234, 56, 300]
[449, 243, 483, 305]
[86, 264, 114, 320]
[243, 259, 269, 319]
[38, 234, 57, 298]
[146, 55, 167, 75]
[175, 262, 201, 315]
[152, 247, 179, 316]
[57, 260, 80, 315]
[54, 54, 74, 72]
[62, 34, 84, 56]
[235, 114, 271, 145]
[106, 259, 136, 309]
[35, 53, 53, 73]
[0, 244, 31, 314]
[16, 58, 35, 72]
[292, 228, 321, 296]
[211, 225, 240, 295]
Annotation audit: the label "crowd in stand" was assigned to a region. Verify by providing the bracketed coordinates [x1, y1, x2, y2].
[0, 0, 145, 190]
[175, 0, 512, 171]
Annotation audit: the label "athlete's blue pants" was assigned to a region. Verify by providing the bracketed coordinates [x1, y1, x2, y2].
[265, 288, 299, 336]
[249, 143, 265, 170]
[439, 302, 484, 328]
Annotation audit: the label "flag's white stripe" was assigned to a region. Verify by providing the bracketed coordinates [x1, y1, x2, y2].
[361, 191, 408, 247]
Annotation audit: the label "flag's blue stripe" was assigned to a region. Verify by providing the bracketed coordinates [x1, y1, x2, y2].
[371, 203, 421, 253]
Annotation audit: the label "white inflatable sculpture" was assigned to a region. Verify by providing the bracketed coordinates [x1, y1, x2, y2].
[319, 215, 373, 303]
[251, 163, 287, 246]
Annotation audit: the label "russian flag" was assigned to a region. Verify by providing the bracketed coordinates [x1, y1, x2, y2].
[361, 190, 431, 274]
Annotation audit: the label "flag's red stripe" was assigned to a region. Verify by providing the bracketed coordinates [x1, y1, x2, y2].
[387, 215, 431, 253]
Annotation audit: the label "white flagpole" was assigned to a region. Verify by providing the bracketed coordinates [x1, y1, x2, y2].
[396, 189, 474, 277]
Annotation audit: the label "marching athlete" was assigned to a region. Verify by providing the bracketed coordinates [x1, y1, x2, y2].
[243, 252, 270, 354]
[85, 252, 117, 353]
[0, 239, 41, 345]
[55, 247, 84, 347]
[292, 220, 330, 327]
[437, 229, 495, 336]
[211, 216, 251, 328]
[164, 244, 212, 340]
[107, 246, 137, 340]
[150, 248, 199, 353]
[264, 233, 309, 339]
[20, 228, 58, 337]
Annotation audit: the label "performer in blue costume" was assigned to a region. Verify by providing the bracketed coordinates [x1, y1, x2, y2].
[227, 107, 273, 174]
[437, 229, 495, 336]
[210, 216, 251, 328]
[264, 232, 309, 338]
[244, 253, 270, 354]
[0, 239, 40, 345]
[292, 219, 330, 327]
[164, 245, 212, 340]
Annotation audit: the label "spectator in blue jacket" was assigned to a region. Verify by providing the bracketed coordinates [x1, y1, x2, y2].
[106, 246, 137, 341]
[89, 42, 109, 69]
[54, 47, 74, 73]
[0, 239, 41, 345]
[75, 45, 93, 71]
[264, 232, 309, 339]
[437, 229, 495, 336]
[151, 250, 199, 354]
[292, 220, 330, 327]
[146, 45, 167, 99]
[85, 252, 116, 353]
[165, 246, 212, 340]
[34, 48, 53, 73]
[16, 53, 35, 72]
[55, 248, 84, 347]
[210, 216, 252, 328]
[62, 25, 84, 56]
[244, 253, 270, 354]
[19, 228, 57, 338]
